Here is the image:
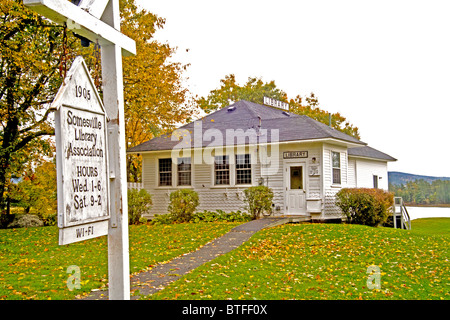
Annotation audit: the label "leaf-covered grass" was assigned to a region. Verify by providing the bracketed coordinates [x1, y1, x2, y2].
[0, 222, 240, 300]
[150, 222, 449, 300]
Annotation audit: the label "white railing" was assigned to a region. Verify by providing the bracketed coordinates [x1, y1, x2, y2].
[127, 182, 143, 190]
[393, 197, 411, 230]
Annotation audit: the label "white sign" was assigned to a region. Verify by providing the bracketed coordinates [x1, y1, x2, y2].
[263, 96, 289, 111]
[59, 220, 109, 245]
[283, 151, 308, 159]
[53, 56, 109, 245]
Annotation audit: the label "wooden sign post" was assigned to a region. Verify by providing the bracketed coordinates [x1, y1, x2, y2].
[24, 0, 136, 300]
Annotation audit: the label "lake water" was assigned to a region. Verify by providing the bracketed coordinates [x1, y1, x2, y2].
[405, 206, 450, 220]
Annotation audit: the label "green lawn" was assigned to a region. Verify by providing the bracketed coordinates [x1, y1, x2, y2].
[411, 218, 450, 236]
[0, 222, 239, 300]
[1, 218, 449, 300]
[149, 220, 450, 300]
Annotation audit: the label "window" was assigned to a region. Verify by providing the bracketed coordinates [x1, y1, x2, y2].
[214, 155, 230, 185]
[373, 175, 378, 189]
[177, 157, 191, 186]
[332, 151, 341, 184]
[236, 154, 252, 184]
[290, 166, 303, 190]
[159, 158, 172, 186]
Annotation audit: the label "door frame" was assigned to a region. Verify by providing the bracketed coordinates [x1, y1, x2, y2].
[283, 160, 307, 215]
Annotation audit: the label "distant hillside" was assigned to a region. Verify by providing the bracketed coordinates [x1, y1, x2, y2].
[389, 171, 450, 186]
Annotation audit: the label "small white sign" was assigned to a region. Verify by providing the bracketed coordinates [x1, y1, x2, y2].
[53, 56, 109, 245]
[283, 151, 308, 159]
[59, 220, 109, 245]
[263, 96, 289, 111]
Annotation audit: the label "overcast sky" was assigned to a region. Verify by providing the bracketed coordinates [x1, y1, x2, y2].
[136, 0, 450, 177]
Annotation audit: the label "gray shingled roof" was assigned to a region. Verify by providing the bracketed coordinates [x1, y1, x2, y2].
[128, 100, 366, 152]
[348, 146, 397, 162]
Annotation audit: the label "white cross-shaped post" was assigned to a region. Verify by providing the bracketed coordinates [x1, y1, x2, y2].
[24, 0, 136, 300]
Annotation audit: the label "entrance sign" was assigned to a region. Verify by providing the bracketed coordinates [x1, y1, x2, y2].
[53, 56, 109, 245]
[283, 151, 308, 159]
[24, 0, 136, 299]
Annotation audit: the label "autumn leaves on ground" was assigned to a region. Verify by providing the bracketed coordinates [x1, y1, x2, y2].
[150, 220, 449, 300]
[0, 218, 449, 300]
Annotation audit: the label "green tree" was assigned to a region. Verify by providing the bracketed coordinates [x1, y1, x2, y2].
[390, 179, 450, 205]
[197, 74, 360, 139]
[197, 74, 287, 113]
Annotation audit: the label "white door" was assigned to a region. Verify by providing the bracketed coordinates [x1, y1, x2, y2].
[285, 164, 306, 214]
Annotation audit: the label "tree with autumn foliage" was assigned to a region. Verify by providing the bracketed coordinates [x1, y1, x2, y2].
[13, 161, 57, 224]
[120, 0, 197, 182]
[0, 0, 195, 212]
[197, 74, 287, 114]
[0, 0, 66, 213]
[288, 92, 360, 139]
[197, 74, 360, 139]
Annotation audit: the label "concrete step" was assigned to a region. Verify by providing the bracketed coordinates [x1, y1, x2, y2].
[261, 216, 311, 227]
[288, 217, 311, 223]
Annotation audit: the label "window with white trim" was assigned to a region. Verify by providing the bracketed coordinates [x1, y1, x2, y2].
[332, 151, 341, 184]
[214, 155, 230, 185]
[177, 157, 191, 186]
[236, 154, 251, 184]
[159, 158, 172, 186]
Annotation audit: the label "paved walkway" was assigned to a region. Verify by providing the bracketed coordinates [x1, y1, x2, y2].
[83, 217, 288, 300]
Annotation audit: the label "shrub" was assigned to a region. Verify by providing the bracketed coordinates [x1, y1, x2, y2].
[41, 212, 57, 226]
[191, 210, 218, 223]
[128, 188, 152, 225]
[151, 213, 174, 225]
[168, 189, 199, 223]
[7, 214, 44, 228]
[243, 186, 274, 219]
[335, 188, 394, 226]
[152, 209, 252, 224]
[191, 210, 252, 223]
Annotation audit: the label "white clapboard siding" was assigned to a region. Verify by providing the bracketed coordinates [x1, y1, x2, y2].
[322, 144, 348, 219]
[140, 141, 358, 220]
[354, 158, 389, 190]
[347, 158, 357, 188]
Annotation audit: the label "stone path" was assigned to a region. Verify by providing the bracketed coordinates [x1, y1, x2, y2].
[83, 217, 288, 300]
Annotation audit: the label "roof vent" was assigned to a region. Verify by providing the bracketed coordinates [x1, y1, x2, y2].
[227, 106, 236, 112]
[282, 111, 290, 117]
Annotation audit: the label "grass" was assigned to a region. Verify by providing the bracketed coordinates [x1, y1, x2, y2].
[411, 218, 450, 236]
[149, 219, 450, 300]
[1, 218, 449, 300]
[0, 222, 240, 300]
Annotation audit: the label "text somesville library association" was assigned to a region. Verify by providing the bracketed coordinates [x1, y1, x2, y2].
[128, 99, 396, 221]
